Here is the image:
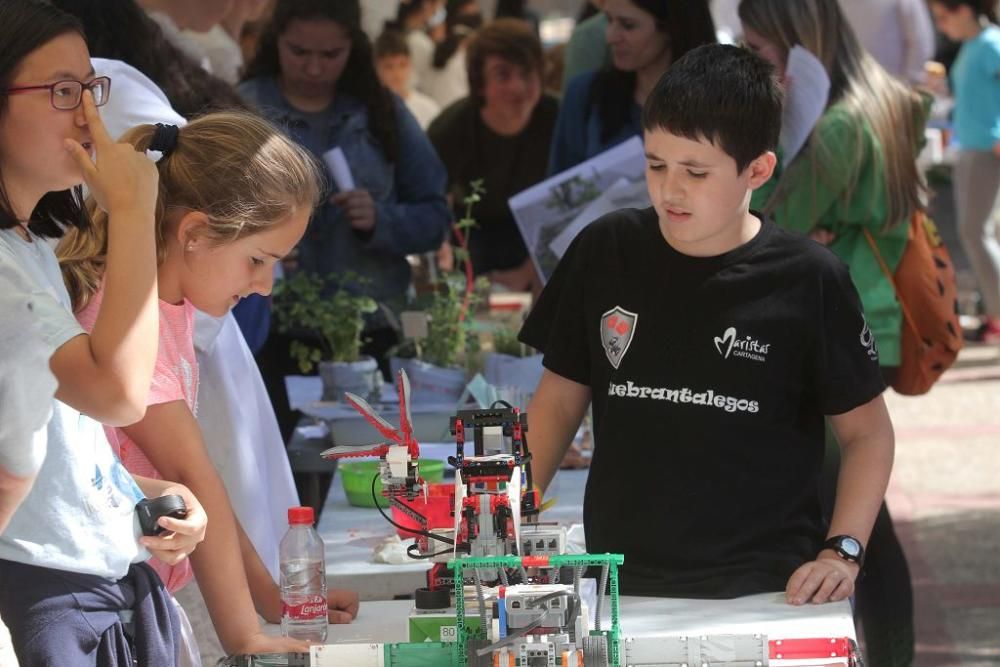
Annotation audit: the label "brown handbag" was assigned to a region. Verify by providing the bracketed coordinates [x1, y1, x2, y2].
[863, 212, 963, 395]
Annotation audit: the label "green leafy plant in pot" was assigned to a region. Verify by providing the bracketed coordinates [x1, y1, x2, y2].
[395, 275, 488, 405]
[491, 327, 531, 358]
[392, 181, 487, 404]
[272, 271, 381, 402]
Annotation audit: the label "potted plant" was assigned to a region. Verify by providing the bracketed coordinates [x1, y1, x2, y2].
[393, 276, 487, 405]
[391, 181, 487, 404]
[272, 271, 380, 402]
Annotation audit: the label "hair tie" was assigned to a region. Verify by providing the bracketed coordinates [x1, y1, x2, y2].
[149, 123, 180, 157]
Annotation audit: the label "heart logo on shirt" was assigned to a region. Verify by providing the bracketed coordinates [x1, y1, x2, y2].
[714, 327, 737, 359]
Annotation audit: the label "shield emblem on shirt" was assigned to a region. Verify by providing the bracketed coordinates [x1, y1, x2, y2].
[600, 306, 638, 369]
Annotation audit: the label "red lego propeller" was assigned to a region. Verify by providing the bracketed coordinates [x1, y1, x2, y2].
[321, 369, 420, 460]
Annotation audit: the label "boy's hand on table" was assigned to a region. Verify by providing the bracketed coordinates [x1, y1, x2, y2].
[785, 551, 859, 605]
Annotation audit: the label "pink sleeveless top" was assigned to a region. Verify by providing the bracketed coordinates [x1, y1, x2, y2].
[77, 286, 198, 592]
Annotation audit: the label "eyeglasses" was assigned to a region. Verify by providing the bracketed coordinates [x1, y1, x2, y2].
[4, 76, 111, 110]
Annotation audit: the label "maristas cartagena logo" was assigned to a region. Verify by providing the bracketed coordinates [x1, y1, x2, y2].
[714, 326, 771, 363]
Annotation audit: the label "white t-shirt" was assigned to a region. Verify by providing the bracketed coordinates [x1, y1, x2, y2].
[193, 312, 300, 581]
[0, 229, 145, 578]
[407, 29, 435, 91]
[146, 11, 214, 74]
[405, 89, 441, 130]
[418, 48, 469, 109]
[840, 0, 935, 85]
[93, 58, 187, 141]
[185, 25, 244, 85]
[0, 261, 57, 477]
[362, 1, 401, 40]
[711, 0, 743, 44]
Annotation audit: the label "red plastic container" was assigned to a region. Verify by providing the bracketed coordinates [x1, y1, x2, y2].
[391, 483, 455, 538]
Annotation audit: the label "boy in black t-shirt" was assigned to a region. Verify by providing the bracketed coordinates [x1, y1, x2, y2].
[519, 44, 894, 604]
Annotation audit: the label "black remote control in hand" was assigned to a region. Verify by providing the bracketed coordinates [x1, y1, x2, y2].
[136, 494, 188, 536]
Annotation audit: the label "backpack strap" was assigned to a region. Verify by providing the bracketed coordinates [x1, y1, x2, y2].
[862, 224, 921, 343]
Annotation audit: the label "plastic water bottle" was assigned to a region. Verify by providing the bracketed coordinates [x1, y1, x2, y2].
[280, 506, 328, 642]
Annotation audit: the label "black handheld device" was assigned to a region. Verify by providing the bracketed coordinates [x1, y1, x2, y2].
[136, 494, 188, 536]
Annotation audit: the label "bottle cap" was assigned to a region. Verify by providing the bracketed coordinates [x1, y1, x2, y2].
[288, 506, 315, 525]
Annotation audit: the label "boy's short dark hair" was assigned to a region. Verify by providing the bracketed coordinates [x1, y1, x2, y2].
[641, 44, 783, 173]
[374, 29, 410, 60]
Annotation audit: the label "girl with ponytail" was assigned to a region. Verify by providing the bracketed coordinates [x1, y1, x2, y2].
[59, 111, 359, 657]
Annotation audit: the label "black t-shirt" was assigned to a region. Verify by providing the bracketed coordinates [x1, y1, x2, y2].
[428, 95, 559, 274]
[519, 207, 885, 598]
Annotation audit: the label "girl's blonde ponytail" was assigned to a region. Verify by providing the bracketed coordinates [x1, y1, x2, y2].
[59, 112, 321, 312]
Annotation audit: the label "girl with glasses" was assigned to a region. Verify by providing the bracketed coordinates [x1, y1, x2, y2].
[0, 1, 208, 664]
[5, 75, 111, 109]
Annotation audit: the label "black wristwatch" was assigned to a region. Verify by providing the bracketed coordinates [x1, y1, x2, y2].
[823, 535, 865, 566]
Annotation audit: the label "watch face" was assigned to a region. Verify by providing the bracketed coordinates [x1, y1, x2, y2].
[840, 536, 862, 558]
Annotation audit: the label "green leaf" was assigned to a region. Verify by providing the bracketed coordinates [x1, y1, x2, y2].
[271, 271, 378, 366]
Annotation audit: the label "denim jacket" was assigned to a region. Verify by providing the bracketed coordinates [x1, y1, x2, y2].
[547, 70, 642, 176]
[238, 76, 449, 312]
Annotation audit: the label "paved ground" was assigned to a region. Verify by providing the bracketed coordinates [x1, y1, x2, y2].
[885, 344, 1000, 666]
[887, 176, 1000, 666]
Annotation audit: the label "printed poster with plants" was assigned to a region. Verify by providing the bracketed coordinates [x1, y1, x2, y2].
[507, 136, 649, 282]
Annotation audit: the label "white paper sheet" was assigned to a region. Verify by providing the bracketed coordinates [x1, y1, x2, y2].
[548, 176, 650, 259]
[508, 137, 649, 282]
[780, 46, 831, 164]
[322, 146, 356, 191]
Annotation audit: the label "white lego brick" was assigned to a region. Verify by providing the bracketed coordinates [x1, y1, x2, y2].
[311, 643, 384, 667]
[386, 445, 409, 480]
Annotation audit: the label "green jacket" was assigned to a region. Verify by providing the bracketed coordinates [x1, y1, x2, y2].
[751, 104, 908, 366]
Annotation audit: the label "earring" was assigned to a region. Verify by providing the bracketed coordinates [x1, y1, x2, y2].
[186, 241, 195, 252]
